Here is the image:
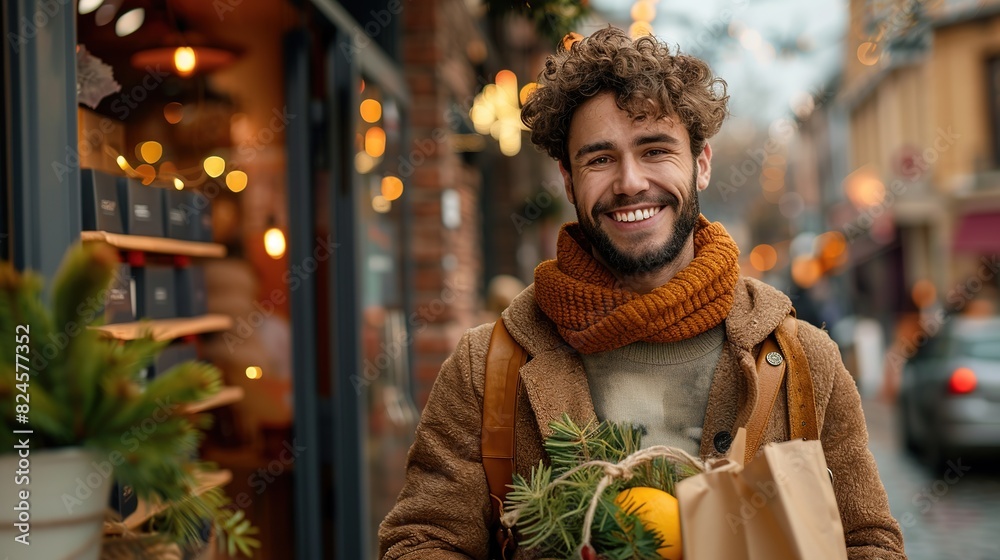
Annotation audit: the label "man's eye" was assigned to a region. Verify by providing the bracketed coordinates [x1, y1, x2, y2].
[646, 149, 668, 157]
[589, 156, 610, 165]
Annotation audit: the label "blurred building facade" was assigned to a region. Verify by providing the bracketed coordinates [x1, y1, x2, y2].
[780, 0, 1000, 394]
[841, 0, 1000, 314]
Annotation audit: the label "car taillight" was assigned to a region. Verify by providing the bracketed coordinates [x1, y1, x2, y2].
[948, 367, 977, 394]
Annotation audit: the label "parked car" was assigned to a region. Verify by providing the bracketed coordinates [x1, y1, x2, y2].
[897, 316, 1000, 468]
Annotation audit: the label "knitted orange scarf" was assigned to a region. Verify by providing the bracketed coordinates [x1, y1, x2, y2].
[534, 215, 741, 354]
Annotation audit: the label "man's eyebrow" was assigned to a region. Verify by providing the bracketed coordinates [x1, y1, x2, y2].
[574, 141, 616, 162]
[633, 133, 681, 147]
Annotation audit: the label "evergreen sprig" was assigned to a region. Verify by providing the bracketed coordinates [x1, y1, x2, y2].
[151, 477, 261, 556]
[0, 242, 258, 556]
[505, 414, 698, 559]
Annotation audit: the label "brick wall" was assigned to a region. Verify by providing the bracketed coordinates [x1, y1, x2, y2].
[404, 0, 485, 408]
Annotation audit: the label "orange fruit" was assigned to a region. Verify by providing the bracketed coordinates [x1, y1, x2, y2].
[614, 487, 683, 560]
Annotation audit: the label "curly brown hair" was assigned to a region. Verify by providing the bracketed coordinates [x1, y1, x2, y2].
[521, 27, 729, 169]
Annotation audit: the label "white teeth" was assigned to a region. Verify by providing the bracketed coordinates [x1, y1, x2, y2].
[612, 207, 662, 222]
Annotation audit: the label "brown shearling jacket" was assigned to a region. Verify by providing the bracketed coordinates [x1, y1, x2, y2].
[379, 277, 907, 559]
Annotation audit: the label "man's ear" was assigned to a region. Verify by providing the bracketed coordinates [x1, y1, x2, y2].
[559, 161, 575, 204]
[696, 142, 713, 192]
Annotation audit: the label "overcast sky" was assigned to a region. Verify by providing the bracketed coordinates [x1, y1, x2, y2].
[585, 0, 849, 122]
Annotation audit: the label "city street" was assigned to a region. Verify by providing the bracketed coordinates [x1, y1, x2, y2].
[864, 399, 1000, 560]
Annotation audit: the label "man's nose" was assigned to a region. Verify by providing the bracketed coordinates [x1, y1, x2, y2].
[613, 156, 649, 197]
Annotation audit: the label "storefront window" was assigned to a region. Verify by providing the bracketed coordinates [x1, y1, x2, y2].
[355, 76, 418, 550]
[76, 3, 298, 556]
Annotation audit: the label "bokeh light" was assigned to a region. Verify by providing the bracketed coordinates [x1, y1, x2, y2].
[139, 141, 162, 164]
[381, 176, 404, 201]
[163, 102, 184, 124]
[360, 99, 382, 123]
[749, 244, 778, 272]
[372, 195, 391, 213]
[791, 256, 823, 289]
[174, 46, 196, 76]
[226, 170, 248, 193]
[264, 228, 286, 258]
[365, 127, 386, 158]
[203, 156, 226, 178]
[135, 164, 156, 185]
[631, 1, 656, 22]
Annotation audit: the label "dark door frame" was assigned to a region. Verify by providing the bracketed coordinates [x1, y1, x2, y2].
[3, 0, 80, 278]
[289, 2, 411, 558]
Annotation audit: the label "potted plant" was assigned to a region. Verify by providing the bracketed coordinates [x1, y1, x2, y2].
[0, 242, 258, 559]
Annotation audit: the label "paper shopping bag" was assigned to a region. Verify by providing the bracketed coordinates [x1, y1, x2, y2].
[676, 429, 847, 560]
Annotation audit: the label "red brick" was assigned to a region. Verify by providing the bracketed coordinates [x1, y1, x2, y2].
[403, 44, 443, 66]
[415, 334, 453, 355]
[407, 73, 436, 96]
[404, 3, 439, 29]
[414, 269, 444, 291]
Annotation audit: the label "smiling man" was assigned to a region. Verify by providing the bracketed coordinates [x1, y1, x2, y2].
[562, 93, 706, 289]
[380, 27, 906, 560]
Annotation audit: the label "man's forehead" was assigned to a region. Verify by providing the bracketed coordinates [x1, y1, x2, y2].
[570, 105, 685, 142]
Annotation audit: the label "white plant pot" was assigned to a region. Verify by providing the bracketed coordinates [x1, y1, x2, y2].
[0, 447, 113, 560]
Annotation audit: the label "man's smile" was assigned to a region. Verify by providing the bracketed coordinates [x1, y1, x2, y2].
[608, 205, 664, 223]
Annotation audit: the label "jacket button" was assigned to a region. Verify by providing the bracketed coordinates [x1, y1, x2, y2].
[766, 351, 784, 366]
[713, 431, 732, 453]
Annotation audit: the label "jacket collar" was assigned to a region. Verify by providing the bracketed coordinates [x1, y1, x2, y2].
[500, 284, 596, 438]
[723, 276, 793, 351]
[500, 278, 792, 440]
[502, 278, 791, 356]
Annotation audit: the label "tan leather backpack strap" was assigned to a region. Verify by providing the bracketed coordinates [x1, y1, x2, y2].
[744, 322, 788, 465]
[482, 317, 527, 536]
[775, 316, 819, 440]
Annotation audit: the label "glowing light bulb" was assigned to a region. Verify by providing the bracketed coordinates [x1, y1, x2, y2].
[381, 176, 404, 201]
[114, 8, 144, 37]
[264, 227, 286, 259]
[365, 127, 386, 158]
[372, 195, 391, 213]
[360, 99, 382, 123]
[631, 1, 656, 22]
[203, 156, 225, 178]
[174, 47, 196, 76]
[78, 0, 104, 15]
[139, 141, 162, 164]
[226, 170, 248, 193]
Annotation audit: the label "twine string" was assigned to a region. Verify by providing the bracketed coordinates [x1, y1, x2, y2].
[500, 444, 706, 555]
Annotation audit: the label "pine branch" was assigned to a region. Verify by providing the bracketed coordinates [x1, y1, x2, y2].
[1, 244, 257, 556]
[150, 484, 261, 558]
[506, 415, 692, 558]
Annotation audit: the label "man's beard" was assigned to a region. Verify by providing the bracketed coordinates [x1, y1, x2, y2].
[574, 168, 700, 276]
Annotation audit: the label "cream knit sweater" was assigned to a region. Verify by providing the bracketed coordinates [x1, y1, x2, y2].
[581, 325, 725, 454]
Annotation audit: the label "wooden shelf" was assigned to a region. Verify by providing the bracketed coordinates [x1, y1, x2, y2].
[92, 314, 233, 341]
[81, 231, 226, 258]
[105, 470, 234, 533]
[184, 386, 244, 414]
